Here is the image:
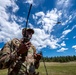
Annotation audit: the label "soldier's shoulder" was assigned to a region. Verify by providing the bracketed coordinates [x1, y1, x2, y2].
[11, 38, 21, 47]
[12, 38, 20, 41]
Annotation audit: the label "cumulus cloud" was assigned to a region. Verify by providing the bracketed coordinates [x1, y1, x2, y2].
[60, 25, 76, 39]
[32, 8, 62, 50]
[72, 45, 76, 49]
[57, 47, 68, 52]
[61, 41, 66, 46]
[31, 0, 76, 50]
[25, 0, 45, 6]
[57, 0, 71, 8]
[56, 0, 76, 26]
[62, 15, 73, 25]
[32, 5, 76, 50]
[25, 0, 34, 4]
[12, 1, 19, 12]
[0, 0, 22, 42]
[33, 8, 61, 32]
[31, 28, 60, 50]
[62, 29, 71, 35]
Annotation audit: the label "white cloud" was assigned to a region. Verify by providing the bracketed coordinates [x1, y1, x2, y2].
[62, 15, 73, 25]
[32, 0, 75, 50]
[32, 8, 63, 50]
[29, 0, 76, 51]
[0, 21, 22, 42]
[33, 8, 61, 32]
[62, 29, 71, 35]
[72, 45, 76, 49]
[11, 0, 19, 12]
[34, 12, 45, 18]
[25, 0, 34, 4]
[31, 28, 60, 50]
[56, 0, 76, 27]
[0, 0, 19, 13]
[0, 0, 22, 43]
[31, 28, 49, 49]
[57, 47, 68, 52]
[60, 25, 76, 39]
[57, 0, 70, 8]
[25, 0, 45, 6]
[61, 41, 66, 46]
[73, 36, 76, 39]
[0, 0, 12, 8]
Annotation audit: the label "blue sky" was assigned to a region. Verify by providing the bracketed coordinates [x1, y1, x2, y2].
[0, 0, 76, 57]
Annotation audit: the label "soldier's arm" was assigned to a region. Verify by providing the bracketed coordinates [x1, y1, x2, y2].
[31, 45, 42, 69]
[0, 54, 10, 62]
[0, 42, 11, 62]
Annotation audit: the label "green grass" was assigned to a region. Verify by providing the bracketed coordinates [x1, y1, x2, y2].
[0, 62, 76, 75]
[37, 62, 76, 75]
[0, 69, 8, 75]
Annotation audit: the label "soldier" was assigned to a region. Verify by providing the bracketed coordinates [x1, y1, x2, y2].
[0, 28, 42, 75]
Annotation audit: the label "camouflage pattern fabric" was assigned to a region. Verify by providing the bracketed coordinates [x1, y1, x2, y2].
[8, 44, 36, 75]
[0, 38, 39, 75]
[0, 38, 20, 69]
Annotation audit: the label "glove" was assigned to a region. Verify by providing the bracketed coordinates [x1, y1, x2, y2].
[17, 42, 31, 54]
[34, 54, 42, 61]
[34, 54, 42, 69]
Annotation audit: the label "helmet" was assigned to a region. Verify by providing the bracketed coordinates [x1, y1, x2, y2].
[22, 28, 34, 35]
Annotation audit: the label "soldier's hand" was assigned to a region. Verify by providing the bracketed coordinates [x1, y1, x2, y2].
[34, 54, 42, 61]
[17, 42, 31, 54]
[34, 54, 42, 69]
[25, 41, 31, 49]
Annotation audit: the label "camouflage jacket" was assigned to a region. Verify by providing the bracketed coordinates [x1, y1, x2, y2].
[0, 38, 39, 75]
[0, 38, 20, 69]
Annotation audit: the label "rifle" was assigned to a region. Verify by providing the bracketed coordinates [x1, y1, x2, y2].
[26, 4, 32, 29]
[23, 4, 32, 38]
[17, 4, 33, 54]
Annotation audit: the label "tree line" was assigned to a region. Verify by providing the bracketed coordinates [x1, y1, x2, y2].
[41, 55, 76, 62]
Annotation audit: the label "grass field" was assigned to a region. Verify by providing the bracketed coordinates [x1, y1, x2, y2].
[0, 62, 76, 75]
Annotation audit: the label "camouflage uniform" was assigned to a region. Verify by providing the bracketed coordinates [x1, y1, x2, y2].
[0, 38, 38, 75]
[0, 28, 41, 75]
[0, 38, 20, 69]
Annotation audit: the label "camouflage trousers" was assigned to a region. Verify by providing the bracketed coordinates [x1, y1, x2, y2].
[8, 71, 39, 75]
[16, 71, 39, 75]
[8, 61, 39, 75]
